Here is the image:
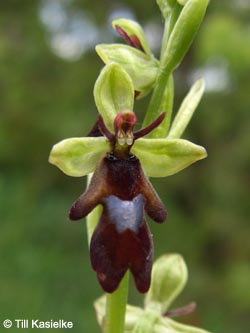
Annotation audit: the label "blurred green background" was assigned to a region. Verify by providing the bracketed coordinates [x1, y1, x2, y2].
[0, 0, 249, 332]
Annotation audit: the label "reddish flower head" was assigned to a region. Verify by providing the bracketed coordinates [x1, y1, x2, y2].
[69, 111, 167, 293]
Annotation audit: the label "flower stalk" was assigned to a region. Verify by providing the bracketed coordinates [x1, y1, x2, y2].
[104, 272, 129, 333]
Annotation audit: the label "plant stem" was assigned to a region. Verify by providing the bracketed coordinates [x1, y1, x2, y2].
[86, 205, 102, 245]
[143, 65, 171, 132]
[143, 5, 181, 134]
[104, 272, 130, 333]
[86, 174, 101, 244]
[160, 3, 182, 61]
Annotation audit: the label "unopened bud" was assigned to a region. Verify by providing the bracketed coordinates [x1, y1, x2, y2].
[144, 254, 188, 314]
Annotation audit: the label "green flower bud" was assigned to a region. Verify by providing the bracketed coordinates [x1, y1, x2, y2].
[162, 0, 209, 73]
[112, 18, 151, 55]
[96, 44, 159, 99]
[144, 254, 188, 314]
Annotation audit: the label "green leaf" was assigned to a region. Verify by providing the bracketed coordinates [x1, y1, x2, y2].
[162, 0, 209, 73]
[94, 63, 134, 132]
[145, 255, 188, 314]
[132, 138, 207, 177]
[112, 18, 151, 55]
[168, 78, 205, 138]
[49, 137, 109, 177]
[96, 44, 159, 99]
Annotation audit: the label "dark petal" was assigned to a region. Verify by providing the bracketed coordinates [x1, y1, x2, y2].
[69, 159, 110, 220]
[133, 112, 166, 140]
[98, 115, 115, 142]
[129, 35, 144, 51]
[144, 189, 167, 223]
[90, 219, 127, 293]
[90, 210, 153, 293]
[129, 221, 153, 293]
[115, 25, 144, 51]
[136, 162, 167, 223]
[164, 302, 197, 318]
[69, 192, 97, 220]
[87, 119, 103, 137]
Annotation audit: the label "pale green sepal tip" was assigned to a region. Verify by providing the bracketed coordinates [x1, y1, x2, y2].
[49, 137, 109, 177]
[168, 78, 205, 139]
[112, 18, 151, 55]
[94, 62, 134, 132]
[163, 317, 213, 333]
[132, 138, 207, 178]
[144, 254, 188, 314]
[96, 44, 159, 99]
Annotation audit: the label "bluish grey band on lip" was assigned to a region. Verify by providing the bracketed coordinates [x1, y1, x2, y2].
[104, 194, 144, 233]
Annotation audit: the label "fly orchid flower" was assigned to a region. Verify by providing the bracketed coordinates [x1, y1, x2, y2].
[49, 63, 207, 293]
[69, 110, 167, 293]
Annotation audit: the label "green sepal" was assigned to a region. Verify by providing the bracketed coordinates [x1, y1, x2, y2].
[96, 44, 159, 99]
[112, 18, 151, 55]
[144, 254, 188, 314]
[162, 317, 212, 333]
[94, 63, 134, 132]
[162, 0, 209, 73]
[168, 78, 205, 138]
[48, 137, 109, 177]
[132, 138, 207, 177]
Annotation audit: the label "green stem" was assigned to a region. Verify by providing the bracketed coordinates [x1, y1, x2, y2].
[86, 174, 101, 244]
[86, 205, 101, 245]
[86, 174, 129, 333]
[104, 272, 130, 333]
[143, 66, 172, 131]
[142, 5, 181, 133]
[160, 3, 182, 61]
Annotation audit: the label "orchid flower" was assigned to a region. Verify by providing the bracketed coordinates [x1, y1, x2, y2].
[49, 63, 207, 292]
